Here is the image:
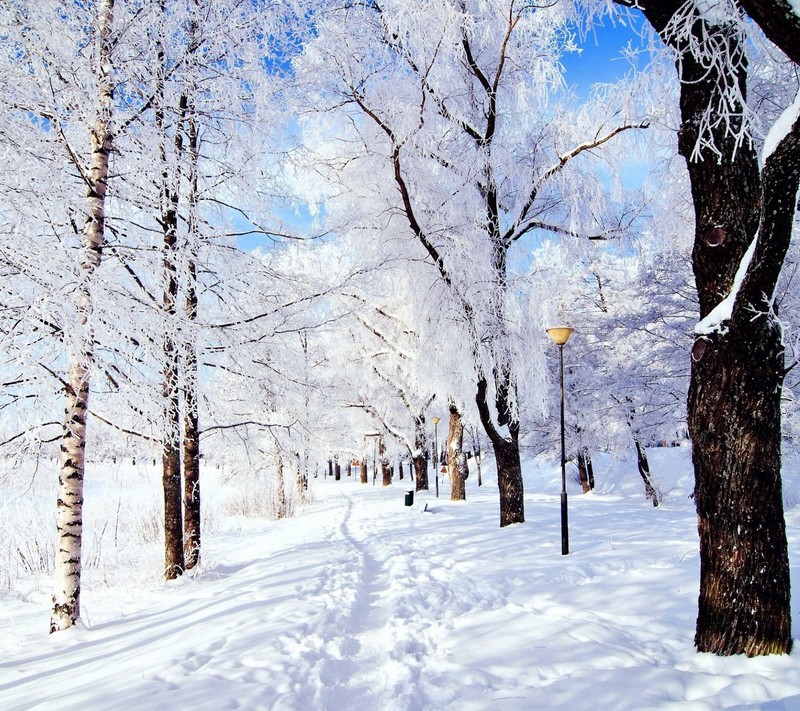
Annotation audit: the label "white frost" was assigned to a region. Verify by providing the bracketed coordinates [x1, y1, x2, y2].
[761, 88, 800, 167]
[695, 234, 757, 335]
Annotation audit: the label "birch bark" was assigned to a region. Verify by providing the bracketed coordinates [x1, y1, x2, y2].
[51, 0, 115, 633]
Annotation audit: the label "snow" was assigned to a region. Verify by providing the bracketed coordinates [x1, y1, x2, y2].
[2, 448, 800, 710]
[762, 88, 800, 167]
[694, 235, 757, 335]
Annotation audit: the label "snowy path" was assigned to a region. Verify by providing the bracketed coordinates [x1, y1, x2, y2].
[3, 456, 800, 710]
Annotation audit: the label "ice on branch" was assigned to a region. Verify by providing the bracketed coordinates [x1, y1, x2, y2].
[694, 234, 757, 335]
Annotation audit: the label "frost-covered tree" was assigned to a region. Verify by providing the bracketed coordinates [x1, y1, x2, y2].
[293, 0, 647, 526]
[613, 0, 800, 656]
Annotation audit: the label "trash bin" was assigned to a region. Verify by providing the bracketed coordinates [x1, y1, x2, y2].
[404, 490, 414, 506]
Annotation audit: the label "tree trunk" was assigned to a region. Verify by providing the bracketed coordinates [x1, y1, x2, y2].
[51, 0, 115, 634]
[162, 442, 184, 579]
[476, 376, 524, 526]
[446, 403, 466, 501]
[413, 415, 429, 491]
[636, 1, 798, 655]
[380, 438, 391, 486]
[634, 440, 660, 507]
[470, 428, 483, 487]
[182, 96, 200, 571]
[360, 460, 368, 484]
[182, 381, 200, 569]
[157, 30, 185, 581]
[274, 454, 286, 519]
[578, 447, 594, 494]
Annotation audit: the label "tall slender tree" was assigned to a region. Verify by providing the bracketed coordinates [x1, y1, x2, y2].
[51, 0, 117, 633]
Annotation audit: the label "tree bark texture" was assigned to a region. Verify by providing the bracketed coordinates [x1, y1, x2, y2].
[636, 1, 799, 655]
[634, 440, 661, 507]
[477, 376, 524, 526]
[182, 79, 201, 570]
[413, 416, 429, 491]
[51, 0, 115, 634]
[446, 404, 466, 501]
[157, 52, 185, 581]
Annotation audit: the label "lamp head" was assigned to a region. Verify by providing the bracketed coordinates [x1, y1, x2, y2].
[431, 416, 441, 425]
[546, 327, 574, 346]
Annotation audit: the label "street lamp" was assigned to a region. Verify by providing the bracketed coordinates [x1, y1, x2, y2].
[547, 326, 574, 556]
[431, 416, 441, 498]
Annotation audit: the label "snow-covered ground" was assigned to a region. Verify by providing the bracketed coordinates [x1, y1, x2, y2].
[2, 448, 800, 710]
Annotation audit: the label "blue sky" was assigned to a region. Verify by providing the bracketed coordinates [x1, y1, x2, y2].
[561, 14, 646, 96]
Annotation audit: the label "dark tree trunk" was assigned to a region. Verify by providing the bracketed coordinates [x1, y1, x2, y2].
[413, 416, 429, 491]
[476, 377, 523, 526]
[334, 458, 341, 481]
[159, 142, 184, 580]
[634, 440, 660, 507]
[399, 460, 404, 480]
[635, 1, 798, 655]
[162, 444, 184, 579]
[182, 384, 200, 569]
[360, 461, 368, 484]
[182, 97, 200, 571]
[446, 403, 466, 501]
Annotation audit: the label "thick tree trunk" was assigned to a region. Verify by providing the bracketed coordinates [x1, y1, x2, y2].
[413, 416, 429, 491]
[360, 460, 368, 484]
[476, 376, 523, 526]
[446, 404, 466, 501]
[51, 0, 115, 634]
[690, 335, 789, 654]
[636, 1, 799, 655]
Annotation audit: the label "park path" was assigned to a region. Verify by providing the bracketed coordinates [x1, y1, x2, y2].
[0, 479, 469, 711]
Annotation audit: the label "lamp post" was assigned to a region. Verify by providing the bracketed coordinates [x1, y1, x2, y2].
[547, 327, 574, 556]
[432, 416, 441, 498]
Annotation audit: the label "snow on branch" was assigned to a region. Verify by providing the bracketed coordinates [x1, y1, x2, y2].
[694, 233, 757, 335]
[762, 88, 800, 167]
[509, 120, 648, 243]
